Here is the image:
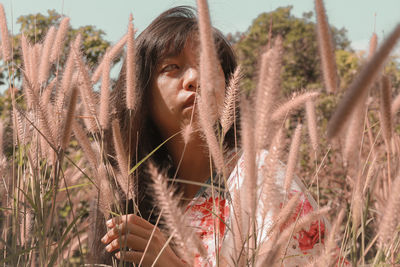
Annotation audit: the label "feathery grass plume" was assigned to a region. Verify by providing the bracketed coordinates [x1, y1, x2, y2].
[21, 34, 32, 81]
[315, 0, 338, 94]
[50, 17, 70, 63]
[181, 123, 193, 145]
[126, 14, 136, 110]
[99, 52, 112, 130]
[378, 173, 400, 247]
[12, 108, 30, 146]
[61, 87, 78, 150]
[197, 98, 225, 174]
[239, 97, 257, 238]
[91, 34, 128, 84]
[74, 47, 98, 132]
[0, 4, 11, 61]
[343, 86, 369, 166]
[28, 44, 40, 94]
[368, 33, 378, 59]
[38, 26, 56, 84]
[72, 120, 98, 170]
[98, 165, 113, 218]
[221, 65, 241, 136]
[327, 23, 400, 139]
[305, 100, 318, 151]
[259, 128, 285, 226]
[60, 34, 81, 96]
[284, 124, 302, 194]
[271, 92, 319, 121]
[148, 163, 207, 263]
[255, 37, 284, 149]
[379, 75, 392, 147]
[25, 81, 56, 146]
[196, 0, 226, 120]
[111, 119, 133, 198]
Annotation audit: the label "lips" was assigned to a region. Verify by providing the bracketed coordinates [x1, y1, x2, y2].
[182, 94, 196, 110]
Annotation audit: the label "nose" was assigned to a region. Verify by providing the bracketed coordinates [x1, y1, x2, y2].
[182, 66, 199, 92]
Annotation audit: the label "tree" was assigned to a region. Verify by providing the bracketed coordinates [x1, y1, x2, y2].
[232, 6, 351, 95]
[0, 9, 110, 86]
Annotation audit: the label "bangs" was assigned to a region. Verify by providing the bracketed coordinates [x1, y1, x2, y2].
[155, 21, 198, 62]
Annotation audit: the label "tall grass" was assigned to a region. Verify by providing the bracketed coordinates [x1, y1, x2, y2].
[0, 0, 400, 266]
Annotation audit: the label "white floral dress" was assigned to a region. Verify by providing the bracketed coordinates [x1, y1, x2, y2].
[184, 150, 348, 266]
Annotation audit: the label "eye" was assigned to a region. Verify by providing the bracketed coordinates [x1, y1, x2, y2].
[160, 64, 179, 73]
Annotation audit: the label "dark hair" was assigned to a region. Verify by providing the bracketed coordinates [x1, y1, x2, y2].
[111, 6, 238, 220]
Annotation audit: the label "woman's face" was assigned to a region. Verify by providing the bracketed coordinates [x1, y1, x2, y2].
[148, 40, 202, 139]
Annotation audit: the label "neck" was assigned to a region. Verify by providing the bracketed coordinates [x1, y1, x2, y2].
[165, 131, 211, 201]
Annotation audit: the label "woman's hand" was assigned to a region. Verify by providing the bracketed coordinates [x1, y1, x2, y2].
[101, 214, 188, 267]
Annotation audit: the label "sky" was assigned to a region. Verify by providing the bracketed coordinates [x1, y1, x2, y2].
[1, 0, 399, 53]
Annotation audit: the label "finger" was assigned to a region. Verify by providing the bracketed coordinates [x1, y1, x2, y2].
[115, 250, 144, 264]
[101, 222, 151, 243]
[105, 234, 148, 253]
[106, 214, 155, 230]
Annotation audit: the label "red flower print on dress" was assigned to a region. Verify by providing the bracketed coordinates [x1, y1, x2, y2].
[279, 191, 325, 252]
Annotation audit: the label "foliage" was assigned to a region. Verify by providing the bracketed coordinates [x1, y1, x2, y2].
[0, 9, 110, 86]
[232, 6, 351, 95]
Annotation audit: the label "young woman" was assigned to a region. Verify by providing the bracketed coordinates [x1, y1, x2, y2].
[93, 6, 328, 267]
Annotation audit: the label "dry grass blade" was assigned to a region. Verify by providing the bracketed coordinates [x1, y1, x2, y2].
[327, 23, 400, 139]
[392, 92, 400, 115]
[315, 0, 338, 94]
[379, 75, 392, 147]
[0, 4, 11, 61]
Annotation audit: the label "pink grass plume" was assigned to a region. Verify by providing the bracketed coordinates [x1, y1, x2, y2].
[284, 124, 302, 194]
[99, 52, 112, 130]
[50, 17, 70, 63]
[315, 0, 338, 94]
[39, 26, 56, 84]
[126, 14, 136, 110]
[0, 4, 11, 61]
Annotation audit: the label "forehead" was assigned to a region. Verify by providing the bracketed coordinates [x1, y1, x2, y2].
[160, 38, 199, 60]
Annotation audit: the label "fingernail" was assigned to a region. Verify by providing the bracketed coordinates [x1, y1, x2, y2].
[106, 219, 113, 227]
[115, 252, 120, 259]
[101, 236, 107, 243]
[105, 244, 111, 252]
